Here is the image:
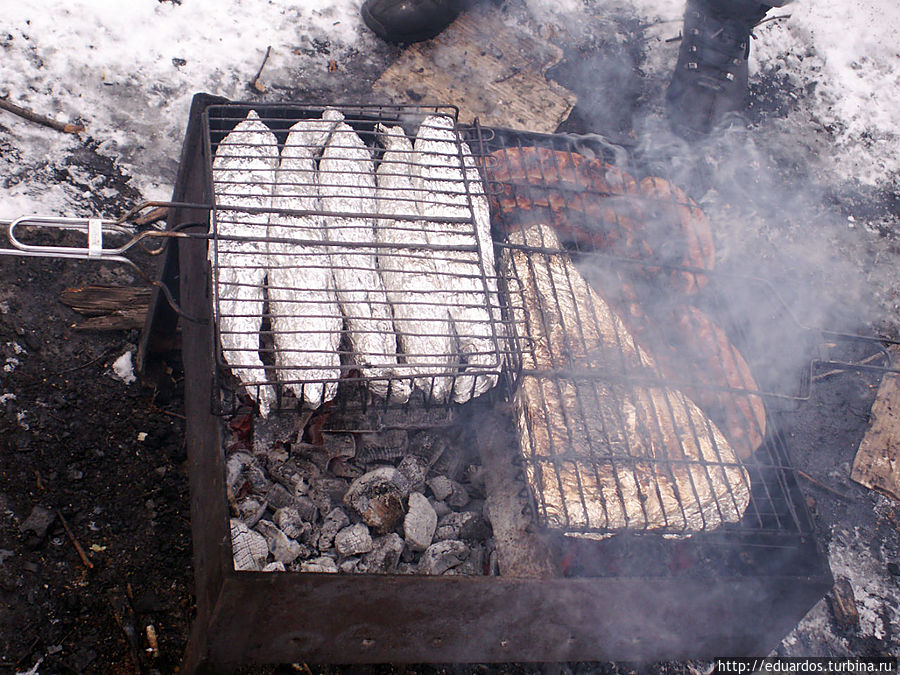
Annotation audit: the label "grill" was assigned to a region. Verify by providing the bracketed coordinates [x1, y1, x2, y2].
[203, 103, 508, 415]
[141, 94, 833, 672]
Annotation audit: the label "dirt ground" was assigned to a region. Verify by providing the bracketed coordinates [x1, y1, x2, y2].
[3, 11, 900, 674]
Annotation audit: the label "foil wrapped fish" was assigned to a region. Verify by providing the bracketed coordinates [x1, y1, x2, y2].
[209, 110, 278, 416]
[319, 110, 409, 403]
[375, 123, 456, 401]
[413, 114, 500, 403]
[270, 115, 343, 408]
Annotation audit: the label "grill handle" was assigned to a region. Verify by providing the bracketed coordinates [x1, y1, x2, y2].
[0, 206, 207, 323]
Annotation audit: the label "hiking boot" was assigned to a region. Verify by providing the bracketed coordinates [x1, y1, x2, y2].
[666, 0, 770, 139]
[361, 0, 464, 44]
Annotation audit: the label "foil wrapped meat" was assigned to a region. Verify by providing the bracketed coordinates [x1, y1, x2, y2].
[501, 223, 751, 534]
[375, 123, 457, 401]
[209, 110, 278, 417]
[319, 109, 410, 403]
[269, 114, 344, 408]
[414, 114, 501, 403]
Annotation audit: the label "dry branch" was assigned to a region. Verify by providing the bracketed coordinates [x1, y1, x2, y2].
[0, 97, 85, 134]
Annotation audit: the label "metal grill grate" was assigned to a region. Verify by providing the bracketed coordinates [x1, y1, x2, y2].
[202, 104, 510, 415]
[482, 130, 813, 540]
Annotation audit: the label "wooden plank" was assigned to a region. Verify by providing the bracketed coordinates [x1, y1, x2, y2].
[59, 285, 152, 331]
[851, 346, 900, 501]
[477, 403, 559, 579]
[372, 4, 576, 133]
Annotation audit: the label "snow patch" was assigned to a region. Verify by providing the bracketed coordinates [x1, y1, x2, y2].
[111, 351, 136, 385]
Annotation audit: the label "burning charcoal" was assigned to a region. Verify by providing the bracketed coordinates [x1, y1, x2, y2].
[230, 519, 269, 571]
[272, 507, 308, 541]
[253, 413, 304, 455]
[323, 432, 356, 466]
[417, 540, 470, 575]
[434, 511, 491, 542]
[265, 483, 296, 510]
[397, 455, 427, 493]
[318, 507, 350, 551]
[397, 562, 417, 575]
[339, 557, 361, 574]
[300, 556, 338, 573]
[265, 458, 310, 496]
[225, 451, 267, 494]
[343, 467, 410, 534]
[427, 475, 453, 502]
[241, 499, 268, 529]
[334, 523, 374, 557]
[262, 561, 286, 573]
[445, 481, 470, 509]
[308, 475, 350, 514]
[236, 497, 264, 522]
[451, 544, 485, 576]
[360, 533, 405, 574]
[357, 429, 408, 464]
[255, 520, 303, 564]
[403, 492, 437, 552]
[431, 500, 451, 518]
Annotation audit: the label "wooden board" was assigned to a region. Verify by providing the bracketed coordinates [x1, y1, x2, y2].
[59, 285, 151, 331]
[372, 4, 576, 133]
[852, 347, 900, 501]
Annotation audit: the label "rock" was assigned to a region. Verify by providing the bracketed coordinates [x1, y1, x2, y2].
[427, 475, 453, 502]
[230, 519, 269, 571]
[434, 511, 491, 542]
[318, 507, 350, 551]
[418, 540, 470, 575]
[403, 492, 437, 552]
[334, 523, 374, 557]
[273, 507, 307, 540]
[361, 533, 405, 574]
[19, 505, 55, 539]
[255, 520, 303, 564]
[300, 556, 338, 573]
[343, 467, 409, 533]
[397, 455, 427, 493]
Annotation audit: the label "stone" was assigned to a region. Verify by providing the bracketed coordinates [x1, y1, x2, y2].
[397, 455, 427, 493]
[230, 519, 269, 571]
[361, 533, 405, 574]
[318, 507, 350, 551]
[403, 492, 437, 552]
[255, 520, 303, 564]
[418, 540, 470, 575]
[343, 467, 410, 533]
[427, 475, 453, 502]
[19, 506, 55, 539]
[434, 511, 491, 542]
[334, 523, 374, 557]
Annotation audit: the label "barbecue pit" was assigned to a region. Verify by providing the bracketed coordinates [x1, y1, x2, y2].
[141, 94, 833, 673]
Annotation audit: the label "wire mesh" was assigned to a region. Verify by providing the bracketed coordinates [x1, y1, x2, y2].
[201, 103, 510, 414]
[482, 131, 813, 540]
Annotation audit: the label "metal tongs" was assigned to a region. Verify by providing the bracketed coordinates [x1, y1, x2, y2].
[0, 201, 207, 320]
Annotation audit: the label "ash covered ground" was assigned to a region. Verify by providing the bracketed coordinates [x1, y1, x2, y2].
[1, 0, 900, 672]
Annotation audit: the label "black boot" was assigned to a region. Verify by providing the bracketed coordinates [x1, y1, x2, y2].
[666, 0, 770, 139]
[361, 0, 464, 44]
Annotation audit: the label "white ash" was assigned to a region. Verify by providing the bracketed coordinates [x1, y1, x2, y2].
[111, 350, 136, 384]
[224, 410, 494, 575]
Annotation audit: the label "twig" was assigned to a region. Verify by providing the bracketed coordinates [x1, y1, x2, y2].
[132, 206, 169, 228]
[50, 349, 113, 376]
[797, 470, 851, 501]
[812, 352, 886, 382]
[0, 97, 85, 134]
[250, 46, 272, 93]
[55, 509, 94, 569]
